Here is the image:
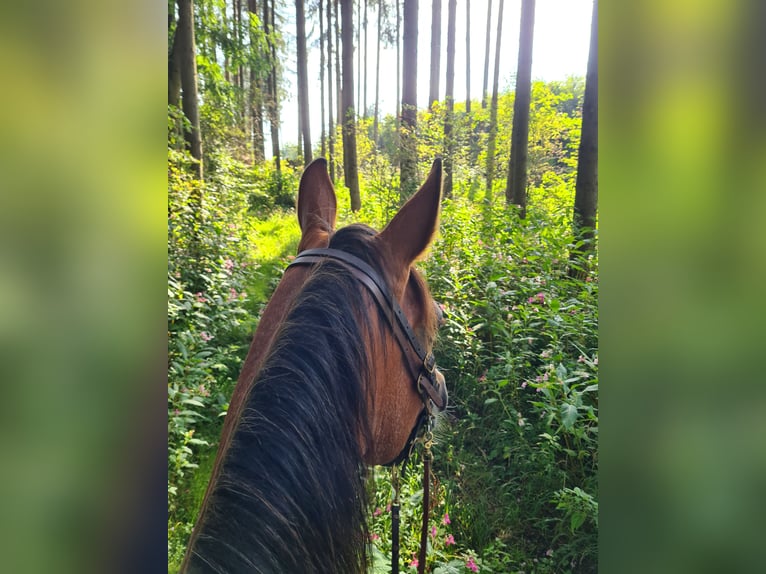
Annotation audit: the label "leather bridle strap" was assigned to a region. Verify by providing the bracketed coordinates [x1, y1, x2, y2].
[288, 248, 446, 410]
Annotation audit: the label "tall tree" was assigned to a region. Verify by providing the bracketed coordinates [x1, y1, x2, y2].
[465, 0, 471, 113]
[168, 3, 181, 108]
[428, 0, 442, 109]
[481, 0, 493, 108]
[506, 0, 536, 215]
[363, 0, 369, 117]
[400, 0, 419, 199]
[296, 0, 312, 163]
[177, 0, 203, 179]
[484, 0, 504, 202]
[570, 0, 598, 273]
[356, 0, 361, 114]
[320, 0, 327, 158]
[341, 0, 361, 210]
[248, 0, 265, 162]
[334, 0, 342, 139]
[326, 0, 336, 180]
[264, 0, 281, 176]
[395, 0, 401, 126]
[443, 0, 457, 197]
[373, 0, 383, 142]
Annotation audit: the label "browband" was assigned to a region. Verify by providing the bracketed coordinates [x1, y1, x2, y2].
[287, 248, 446, 410]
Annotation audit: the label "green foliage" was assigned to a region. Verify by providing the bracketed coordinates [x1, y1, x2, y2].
[167, 77, 596, 573]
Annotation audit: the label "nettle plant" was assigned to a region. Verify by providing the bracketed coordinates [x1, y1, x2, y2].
[167, 150, 258, 515]
[420, 196, 598, 572]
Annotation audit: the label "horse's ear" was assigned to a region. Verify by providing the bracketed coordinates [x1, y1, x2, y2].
[378, 159, 442, 274]
[297, 158, 337, 251]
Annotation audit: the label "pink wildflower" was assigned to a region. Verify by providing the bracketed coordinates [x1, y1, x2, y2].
[223, 258, 234, 272]
[370, 533, 380, 541]
[521, 381, 528, 389]
[442, 513, 451, 525]
[228, 288, 238, 301]
[195, 292, 207, 303]
[445, 534, 455, 546]
[200, 331, 212, 342]
[478, 373, 487, 383]
[466, 556, 479, 572]
[373, 507, 382, 517]
[577, 355, 586, 363]
[431, 525, 437, 539]
[386, 503, 391, 513]
[409, 558, 419, 569]
[594, 356, 598, 365]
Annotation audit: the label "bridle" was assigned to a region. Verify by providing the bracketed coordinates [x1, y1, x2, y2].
[288, 247, 446, 574]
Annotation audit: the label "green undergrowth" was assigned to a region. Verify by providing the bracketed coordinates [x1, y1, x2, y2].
[168, 80, 596, 573]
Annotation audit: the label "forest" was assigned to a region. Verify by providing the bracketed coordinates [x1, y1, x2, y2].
[168, 0, 597, 572]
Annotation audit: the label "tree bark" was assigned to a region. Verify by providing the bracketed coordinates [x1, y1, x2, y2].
[334, 0, 343, 146]
[443, 0, 456, 197]
[248, 0, 265, 162]
[506, 0, 536, 216]
[465, 0, 471, 113]
[428, 0, 442, 110]
[484, 0, 504, 203]
[264, 0, 281, 176]
[341, 0, 361, 210]
[296, 0, 312, 163]
[327, 0, 336, 180]
[320, 0, 327, 158]
[481, 0, 492, 108]
[396, 0, 401, 128]
[356, 0, 361, 114]
[373, 0, 382, 142]
[177, 0, 203, 179]
[570, 0, 598, 273]
[168, 11, 181, 108]
[400, 0, 419, 199]
[363, 0, 368, 117]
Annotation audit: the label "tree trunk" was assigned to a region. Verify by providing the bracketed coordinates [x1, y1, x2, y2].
[570, 0, 598, 273]
[506, 0, 536, 216]
[327, 0, 336, 180]
[481, 0, 492, 108]
[264, 0, 281, 177]
[233, 0, 242, 89]
[428, 0, 441, 110]
[177, 0, 203, 179]
[296, 0, 312, 164]
[363, 0, 368, 118]
[373, 0, 382, 142]
[396, 0, 401, 127]
[168, 12, 182, 108]
[465, 0, 471, 113]
[334, 0, 343, 146]
[443, 0, 456, 197]
[484, 0, 504, 203]
[400, 0, 419, 199]
[320, 0, 327, 158]
[248, 0, 265, 162]
[356, 0, 361, 115]
[341, 0, 361, 210]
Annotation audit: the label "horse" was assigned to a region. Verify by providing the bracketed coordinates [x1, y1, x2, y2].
[180, 158, 449, 573]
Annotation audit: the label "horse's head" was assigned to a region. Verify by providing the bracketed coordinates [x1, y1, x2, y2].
[293, 158, 448, 466]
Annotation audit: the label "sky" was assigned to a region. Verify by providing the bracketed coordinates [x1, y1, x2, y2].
[274, 0, 594, 151]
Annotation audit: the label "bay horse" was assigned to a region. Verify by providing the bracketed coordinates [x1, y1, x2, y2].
[180, 159, 448, 573]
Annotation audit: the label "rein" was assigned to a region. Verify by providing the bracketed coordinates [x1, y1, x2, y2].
[288, 248, 444, 574]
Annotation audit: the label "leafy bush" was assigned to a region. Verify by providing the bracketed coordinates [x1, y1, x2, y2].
[167, 78, 597, 573]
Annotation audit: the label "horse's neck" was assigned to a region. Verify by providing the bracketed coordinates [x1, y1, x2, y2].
[187, 323, 371, 573]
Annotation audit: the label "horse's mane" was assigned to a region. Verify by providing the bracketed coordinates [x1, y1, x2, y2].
[187, 225, 384, 574]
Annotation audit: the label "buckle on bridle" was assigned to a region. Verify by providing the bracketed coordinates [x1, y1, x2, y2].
[423, 353, 435, 374]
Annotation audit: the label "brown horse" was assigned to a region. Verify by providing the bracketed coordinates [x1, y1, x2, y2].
[180, 159, 447, 573]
